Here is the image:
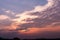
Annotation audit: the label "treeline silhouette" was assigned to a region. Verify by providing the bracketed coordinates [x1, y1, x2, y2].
[0, 37, 60, 40]
[0, 37, 20, 40]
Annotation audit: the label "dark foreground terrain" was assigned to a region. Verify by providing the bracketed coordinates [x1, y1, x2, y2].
[0, 37, 60, 40]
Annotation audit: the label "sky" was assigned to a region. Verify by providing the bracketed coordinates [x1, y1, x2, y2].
[0, 0, 60, 39]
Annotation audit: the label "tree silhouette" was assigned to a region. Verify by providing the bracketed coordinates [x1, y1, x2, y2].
[13, 37, 20, 40]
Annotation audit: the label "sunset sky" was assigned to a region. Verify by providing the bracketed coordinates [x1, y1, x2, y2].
[0, 0, 60, 39]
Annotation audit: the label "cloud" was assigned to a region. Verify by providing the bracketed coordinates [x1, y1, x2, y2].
[5, 10, 15, 15]
[0, 8, 16, 19]
[18, 26, 60, 34]
[0, 0, 60, 39]
[0, 15, 12, 30]
[12, 0, 60, 30]
[0, 15, 10, 20]
[0, 0, 60, 31]
[33, 0, 55, 12]
[13, 0, 55, 24]
[0, 9, 17, 30]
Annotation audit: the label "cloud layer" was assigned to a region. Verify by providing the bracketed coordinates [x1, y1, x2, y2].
[0, 0, 60, 39]
[14, 0, 60, 30]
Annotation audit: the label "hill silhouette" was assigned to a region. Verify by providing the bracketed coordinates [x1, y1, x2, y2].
[0, 37, 20, 40]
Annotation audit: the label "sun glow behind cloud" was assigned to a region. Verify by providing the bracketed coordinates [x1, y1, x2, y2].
[18, 26, 60, 35]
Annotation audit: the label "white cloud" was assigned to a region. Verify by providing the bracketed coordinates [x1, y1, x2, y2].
[5, 10, 15, 15]
[2, 8, 15, 15]
[33, 0, 55, 12]
[0, 15, 10, 20]
[13, 0, 56, 24]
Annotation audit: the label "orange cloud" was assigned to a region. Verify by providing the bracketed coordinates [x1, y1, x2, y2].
[18, 25, 60, 35]
[18, 28, 40, 34]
